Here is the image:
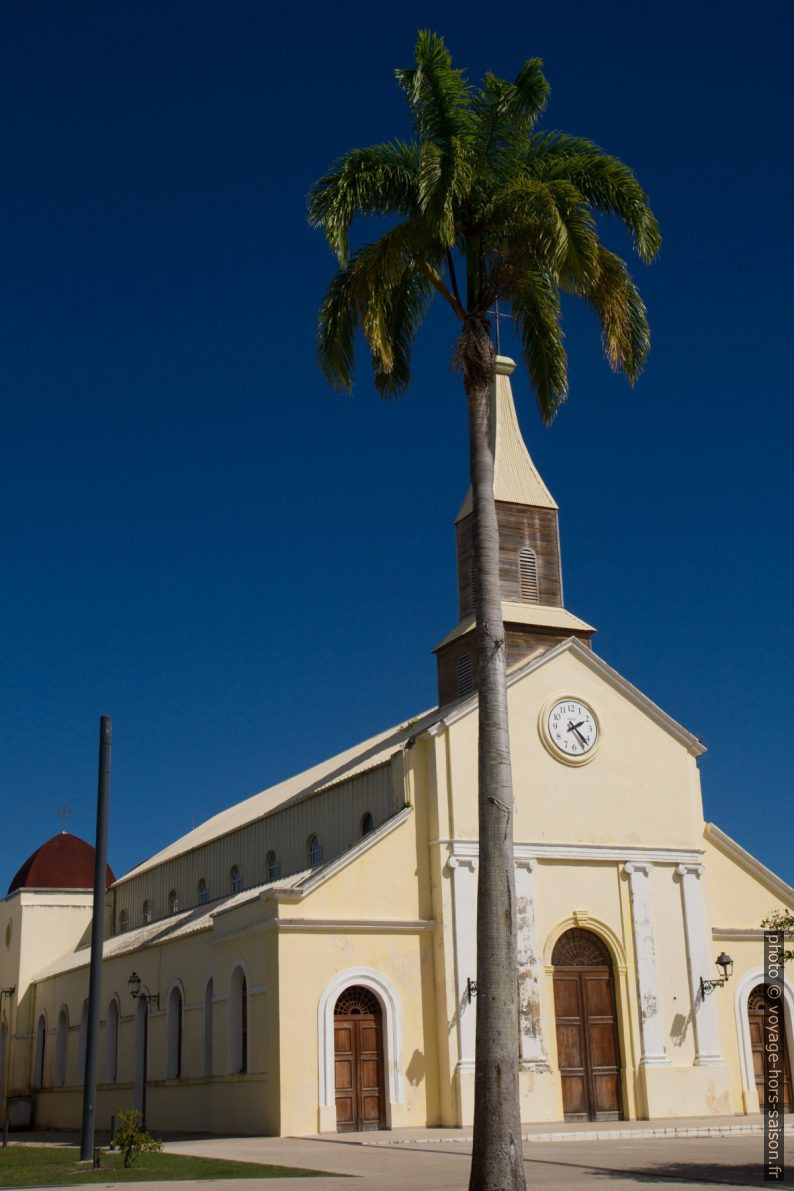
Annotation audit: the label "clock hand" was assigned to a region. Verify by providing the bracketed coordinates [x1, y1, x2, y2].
[567, 721, 588, 747]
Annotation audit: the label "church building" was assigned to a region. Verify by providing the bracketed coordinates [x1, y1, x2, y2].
[1, 357, 791, 1136]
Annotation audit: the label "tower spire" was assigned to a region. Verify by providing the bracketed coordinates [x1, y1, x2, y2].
[434, 356, 594, 705]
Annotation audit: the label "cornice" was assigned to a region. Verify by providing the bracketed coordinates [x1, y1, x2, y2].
[443, 839, 704, 865]
[428, 637, 706, 756]
[704, 823, 794, 905]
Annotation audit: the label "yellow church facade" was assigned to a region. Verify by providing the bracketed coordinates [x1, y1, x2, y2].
[1, 359, 791, 1137]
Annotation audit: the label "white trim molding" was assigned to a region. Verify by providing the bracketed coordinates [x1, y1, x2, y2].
[705, 824, 794, 904]
[446, 856, 478, 1065]
[317, 967, 403, 1129]
[675, 864, 724, 1066]
[433, 637, 706, 755]
[622, 863, 668, 1067]
[446, 839, 703, 866]
[734, 966, 794, 1114]
[515, 857, 549, 1071]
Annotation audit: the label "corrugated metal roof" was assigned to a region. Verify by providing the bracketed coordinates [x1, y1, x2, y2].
[456, 357, 557, 520]
[114, 705, 440, 884]
[32, 868, 313, 981]
[434, 603, 595, 649]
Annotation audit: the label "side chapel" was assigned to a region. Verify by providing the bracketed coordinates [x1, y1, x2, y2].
[1, 357, 791, 1135]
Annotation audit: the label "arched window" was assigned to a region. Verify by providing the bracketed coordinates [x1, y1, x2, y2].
[198, 879, 208, 905]
[119, 909, 129, 933]
[105, 998, 119, 1083]
[203, 978, 213, 1077]
[33, 1013, 46, 1088]
[456, 651, 473, 698]
[229, 866, 242, 894]
[142, 900, 152, 925]
[519, 548, 539, 602]
[228, 966, 248, 1075]
[167, 985, 183, 1079]
[55, 1006, 69, 1087]
[361, 812, 374, 836]
[168, 889, 179, 914]
[266, 851, 280, 881]
[307, 835, 323, 867]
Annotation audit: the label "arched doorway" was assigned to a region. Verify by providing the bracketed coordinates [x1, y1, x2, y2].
[552, 928, 623, 1121]
[748, 984, 792, 1112]
[333, 986, 385, 1132]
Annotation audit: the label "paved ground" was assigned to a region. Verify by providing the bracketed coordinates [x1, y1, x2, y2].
[5, 1118, 793, 1189]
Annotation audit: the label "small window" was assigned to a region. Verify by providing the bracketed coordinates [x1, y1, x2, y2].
[119, 909, 129, 933]
[469, 558, 478, 609]
[198, 879, 209, 905]
[142, 900, 152, 924]
[267, 851, 280, 881]
[519, 548, 539, 602]
[168, 889, 179, 914]
[361, 812, 374, 837]
[456, 651, 473, 698]
[307, 835, 323, 867]
[230, 866, 242, 894]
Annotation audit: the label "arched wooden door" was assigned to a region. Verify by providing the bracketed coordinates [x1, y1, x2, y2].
[748, 985, 792, 1112]
[553, 928, 623, 1121]
[334, 986, 386, 1132]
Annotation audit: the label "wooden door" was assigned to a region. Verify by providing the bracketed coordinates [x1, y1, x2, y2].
[553, 929, 623, 1121]
[334, 987, 385, 1132]
[748, 985, 792, 1112]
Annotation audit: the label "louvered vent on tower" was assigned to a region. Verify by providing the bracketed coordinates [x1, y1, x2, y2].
[519, 549, 539, 602]
[456, 651, 473, 698]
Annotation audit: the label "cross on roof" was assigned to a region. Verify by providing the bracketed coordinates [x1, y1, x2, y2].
[487, 298, 512, 355]
[57, 801, 76, 833]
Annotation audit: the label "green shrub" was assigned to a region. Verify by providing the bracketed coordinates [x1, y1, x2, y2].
[111, 1108, 163, 1168]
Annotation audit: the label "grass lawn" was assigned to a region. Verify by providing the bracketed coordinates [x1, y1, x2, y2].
[0, 1145, 333, 1186]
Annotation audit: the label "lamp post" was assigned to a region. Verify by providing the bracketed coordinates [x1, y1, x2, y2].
[127, 974, 158, 1127]
[700, 952, 734, 997]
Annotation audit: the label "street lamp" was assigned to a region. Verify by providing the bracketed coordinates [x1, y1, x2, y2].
[127, 974, 158, 1129]
[127, 973, 158, 1009]
[700, 952, 734, 997]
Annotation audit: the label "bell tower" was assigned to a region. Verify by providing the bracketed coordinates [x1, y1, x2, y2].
[434, 356, 595, 705]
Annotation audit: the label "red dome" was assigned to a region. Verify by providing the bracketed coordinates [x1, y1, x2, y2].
[8, 832, 115, 894]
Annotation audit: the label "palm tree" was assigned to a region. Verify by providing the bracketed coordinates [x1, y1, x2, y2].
[308, 32, 659, 1191]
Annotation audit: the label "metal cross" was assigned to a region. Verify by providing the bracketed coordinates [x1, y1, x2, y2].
[487, 298, 511, 354]
[57, 801, 76, 832]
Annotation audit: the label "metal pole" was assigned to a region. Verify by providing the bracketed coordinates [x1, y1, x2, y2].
[80, 716, 111, 1161]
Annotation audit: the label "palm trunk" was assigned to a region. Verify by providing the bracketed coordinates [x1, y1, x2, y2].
[460, 320, 526, 1191]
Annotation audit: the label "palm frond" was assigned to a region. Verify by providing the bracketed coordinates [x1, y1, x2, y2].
[472, 58, 551, 167]
[317, 265, 360, 393]
[396, 31, 474, 246]
[307, 141, 420, 265]
[372, 267, 433, 397]
[586, 247, 651, 382]
[511, 271, 568, 423]
[527, 133, 661, 262]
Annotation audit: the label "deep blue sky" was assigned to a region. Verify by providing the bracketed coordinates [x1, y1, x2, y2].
[2, 1, 792, 893]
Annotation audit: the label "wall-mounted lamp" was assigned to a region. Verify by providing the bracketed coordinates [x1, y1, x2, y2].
[700, 952, 733, 997]
[0, 988, 14, 999]
[466, 977, 478, 1003]
[127, 972, 159, 1009]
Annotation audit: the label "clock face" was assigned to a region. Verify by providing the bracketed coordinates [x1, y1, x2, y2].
[547, 698, 598, 758]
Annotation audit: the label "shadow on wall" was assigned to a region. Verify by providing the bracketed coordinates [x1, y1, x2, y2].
[406, 1049, 425, 1087]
